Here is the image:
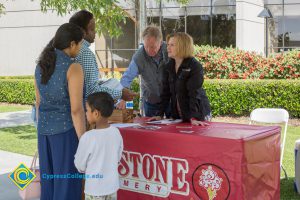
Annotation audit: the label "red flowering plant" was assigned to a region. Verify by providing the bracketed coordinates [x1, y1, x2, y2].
[194, 45, 300, 79]
[265, 51, 300, 79]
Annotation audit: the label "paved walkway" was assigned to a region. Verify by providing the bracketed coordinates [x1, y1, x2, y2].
[0, 151, 38, 200]
[0, 110, 38, 199]
[0, 110, 33, 128]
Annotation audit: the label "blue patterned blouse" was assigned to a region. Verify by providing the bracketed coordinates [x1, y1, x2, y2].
[35, 49, 75, 135]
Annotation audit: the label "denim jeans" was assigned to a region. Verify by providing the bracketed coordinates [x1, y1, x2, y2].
[143, 100, 171, 118]
[205, 112, 212, 121]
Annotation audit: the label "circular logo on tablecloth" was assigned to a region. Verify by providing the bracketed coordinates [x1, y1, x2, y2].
[192, 163, 230, 200]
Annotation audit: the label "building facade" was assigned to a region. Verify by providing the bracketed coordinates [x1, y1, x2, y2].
[0, 0, 76, 76]
[0, 0, 299, 76]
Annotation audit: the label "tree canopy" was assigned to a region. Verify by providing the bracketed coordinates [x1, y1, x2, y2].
[40, 0, 125, 37]
[0, 3, 5, 16]
[1, 0, 190, 37]
[0, 0, 126, 37]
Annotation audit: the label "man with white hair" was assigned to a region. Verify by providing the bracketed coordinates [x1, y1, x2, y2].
[120, 25, 170, 117]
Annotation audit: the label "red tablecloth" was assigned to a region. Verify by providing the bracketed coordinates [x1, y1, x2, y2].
[117, 121, 280, 200]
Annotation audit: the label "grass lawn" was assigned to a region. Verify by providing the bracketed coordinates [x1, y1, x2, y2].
[0, 125, 37, 156]
[0, 103, 31, 113]
[279, 125, 300, 200]
[0, 123, 299, 199]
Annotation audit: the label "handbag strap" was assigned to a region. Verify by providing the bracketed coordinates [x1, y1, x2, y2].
[30, 151, 39, 170]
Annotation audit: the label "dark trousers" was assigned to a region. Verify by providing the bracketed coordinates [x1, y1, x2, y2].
[38, 128, 82, 200]
[143, 100, 171, 118]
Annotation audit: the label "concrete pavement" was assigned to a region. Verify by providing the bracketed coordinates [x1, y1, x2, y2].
[0, 110, 33, 128]
[0, 151, 38, 200]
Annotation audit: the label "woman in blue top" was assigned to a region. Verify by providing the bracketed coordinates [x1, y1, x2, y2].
[34, 23, 86, 200]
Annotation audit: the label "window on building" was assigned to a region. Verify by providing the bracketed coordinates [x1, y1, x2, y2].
[284, 4, 300, 49]
[187, 7, 211, 46]
[267, 5, 283, 53]
[213, 0, 236, 6]
[148, 9, 160, 26]
[284, 0, 300, 4]
[264, 0, 283, 4]
[189, 0, 211, 6]
[98, 17, 136, 72]
[212, 5, 236, 47]
[160, 7, 185, 40]
[97, 1, 237, 72]
[267, 2, 300, 53]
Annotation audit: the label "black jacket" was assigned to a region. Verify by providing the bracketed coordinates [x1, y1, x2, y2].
[159, 57, 211, 122]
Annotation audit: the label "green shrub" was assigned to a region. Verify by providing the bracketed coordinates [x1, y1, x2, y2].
[0, 75, 33, 79]
[203, 79, 300, 117]
[132, 79, 300, 117]
[1, 78, 299, 118]
[0, 79, 35, 104]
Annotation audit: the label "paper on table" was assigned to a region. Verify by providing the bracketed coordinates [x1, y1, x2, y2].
[146, 119, 182, 125]
[132, 125, 161, 130]
[111, 123, 140, 128]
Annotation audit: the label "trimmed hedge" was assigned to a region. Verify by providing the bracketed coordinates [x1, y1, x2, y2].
[0, 79, 35, 105]
[1, 79, 300, 117]
[132, 79, 300, 118]
[203, 79, 300, 117]
[0, 76, 33, 79]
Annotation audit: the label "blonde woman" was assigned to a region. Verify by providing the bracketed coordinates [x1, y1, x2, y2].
[150, 32, 211, 126]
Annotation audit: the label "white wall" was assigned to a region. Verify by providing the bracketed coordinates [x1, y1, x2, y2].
[236, 0, 265, 55]
[0, 0, 270, 76]
[0, 0, 72, 76]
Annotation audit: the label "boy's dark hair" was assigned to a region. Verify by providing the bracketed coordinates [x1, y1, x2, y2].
[87, 92, 114, 118]
[69, 10, 93, 32]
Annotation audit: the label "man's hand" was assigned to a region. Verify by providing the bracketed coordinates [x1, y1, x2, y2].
[116, 99, 126, 110]
[121, 88, 138, 101]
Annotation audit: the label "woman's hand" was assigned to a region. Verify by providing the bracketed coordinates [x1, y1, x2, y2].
[191, 118, 210, 126]
[147, 116, 162, 122]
